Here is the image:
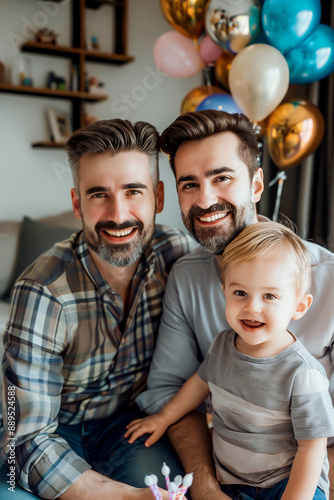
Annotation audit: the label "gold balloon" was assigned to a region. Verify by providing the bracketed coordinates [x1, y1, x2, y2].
[267, 99, 325, 170]
[254, 116, 269, 138]
[205, 0, 262, 53]
[161, 0, 209, 39]
[181, 85, 226, 113]
[214, 50, 235, 91]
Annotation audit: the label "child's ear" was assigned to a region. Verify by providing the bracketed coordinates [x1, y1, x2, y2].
[222, 284, 225, 296]
[292, 294, 313, 320]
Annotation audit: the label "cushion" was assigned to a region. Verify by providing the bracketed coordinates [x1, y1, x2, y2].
[2, 216, 77, 301]
[0, 221, 21, 296]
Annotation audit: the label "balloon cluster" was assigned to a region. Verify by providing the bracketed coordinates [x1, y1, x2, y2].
[154, 0, 332, 170]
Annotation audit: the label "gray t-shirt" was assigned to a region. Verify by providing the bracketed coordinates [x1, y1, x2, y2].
[198, 329, 334, 498]
[137, 239, 334, 424]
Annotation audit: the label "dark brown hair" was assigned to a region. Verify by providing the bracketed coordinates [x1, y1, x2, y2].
[65, 119, 160, 192]
[160, 110, 260, 178]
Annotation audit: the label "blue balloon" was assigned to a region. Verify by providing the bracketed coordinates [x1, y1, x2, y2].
[262, 0, 321, 54]
[285, 24, 334, 83]
[196, 93, 243, 114]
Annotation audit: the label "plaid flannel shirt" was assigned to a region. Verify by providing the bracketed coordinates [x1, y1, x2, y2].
[1, 225, 194, 498]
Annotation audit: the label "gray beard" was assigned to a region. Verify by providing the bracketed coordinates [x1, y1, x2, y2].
[82, 218, 155, 268]
[95, 240, 144, 267]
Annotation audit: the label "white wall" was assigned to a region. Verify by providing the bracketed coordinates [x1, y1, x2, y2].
[0, 0, 202, 229]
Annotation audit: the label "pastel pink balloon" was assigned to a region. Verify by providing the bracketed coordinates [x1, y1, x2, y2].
[199, 35, 223, 64]
[153, 31, 204, 78]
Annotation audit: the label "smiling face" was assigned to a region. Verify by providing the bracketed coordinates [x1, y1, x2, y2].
[223, 249, 312, 357]
[71, 150, 164, 268]
[175, 132, 264, 255]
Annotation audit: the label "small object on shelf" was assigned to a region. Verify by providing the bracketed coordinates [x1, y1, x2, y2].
[87, 75, 106, 94]
[35, 28, 58, 45]
[46, 71, 66, 90]
[70, 63, 79, 92]
[46, 107, 72, 144]
[22, 77, 33, 86]
[89, 35, 100, 50]
[20, 57, 33, 86]
[0, 61, 5, 83]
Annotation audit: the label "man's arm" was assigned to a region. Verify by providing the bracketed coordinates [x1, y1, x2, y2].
[136, 267, 211, 414]
[1, 282, 90, 497]
[58, 470, 170, 500]
[167, 412, 228, 500]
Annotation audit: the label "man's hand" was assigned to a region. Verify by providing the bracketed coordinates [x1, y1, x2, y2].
[124, 413, 168, 447]
[58, 469, 170, 500]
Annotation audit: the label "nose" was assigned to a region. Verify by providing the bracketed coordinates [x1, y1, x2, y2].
[105, 195, 128, 223]
[196, 183, 219, 210]
[244, 296, 262, 314]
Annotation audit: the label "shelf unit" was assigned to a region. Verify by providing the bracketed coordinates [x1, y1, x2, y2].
[0, 0, 134, 148]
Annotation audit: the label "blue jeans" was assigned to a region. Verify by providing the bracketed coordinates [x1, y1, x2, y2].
[221, 478, 326, 499]
[0, 405, 185, 498]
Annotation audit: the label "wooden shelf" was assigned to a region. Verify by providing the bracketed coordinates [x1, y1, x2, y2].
[32, 141, 66, 149]
[85, 50, 134, 64]
[21, 41, 134, 65]
[86, 0, 124, 8]
[0, 83, 108, 102]
[0, 0, 134, 144]
[21, 41, 83, 60]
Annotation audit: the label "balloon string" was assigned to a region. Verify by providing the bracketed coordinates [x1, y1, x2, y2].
[268, 171, 287, 222]
[204, 66, 212, 91]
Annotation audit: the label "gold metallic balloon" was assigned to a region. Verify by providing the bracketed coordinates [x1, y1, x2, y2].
[214, 50, 235, 91]
[181, 85, 226, 113]
[161, 0, 209, 39]
[254, 116, 269, 138]
[267, 99, 325, 170]
[205, 0, 261, 54]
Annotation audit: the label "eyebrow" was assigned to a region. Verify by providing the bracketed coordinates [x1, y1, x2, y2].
[177, 167, 235, 186]
[85, 183, 148, 195]
[228, 282, 282, 292]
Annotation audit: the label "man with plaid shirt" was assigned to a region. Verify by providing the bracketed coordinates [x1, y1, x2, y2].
[0, 119, 195, 500]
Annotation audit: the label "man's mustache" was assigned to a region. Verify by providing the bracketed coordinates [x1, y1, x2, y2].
[95, 219, 143, 232]
[188, 203, 236, 218]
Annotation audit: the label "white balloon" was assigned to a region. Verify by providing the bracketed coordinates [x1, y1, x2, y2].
[229, 44, 290, 121]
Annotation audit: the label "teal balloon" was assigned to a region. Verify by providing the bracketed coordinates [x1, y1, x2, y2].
[249, 19, 270, 45]
[262, 0, 321, 54]
[196, 93, 242, 114]
[285, 24, 334, 83]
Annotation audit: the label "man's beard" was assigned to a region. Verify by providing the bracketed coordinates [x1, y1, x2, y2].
[181, 199, 256, 255]
[82, 217, 155, 267]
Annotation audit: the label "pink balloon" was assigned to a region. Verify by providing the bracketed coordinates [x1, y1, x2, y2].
[199, 35, 223, 64]
[153, 31, 204, 78]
